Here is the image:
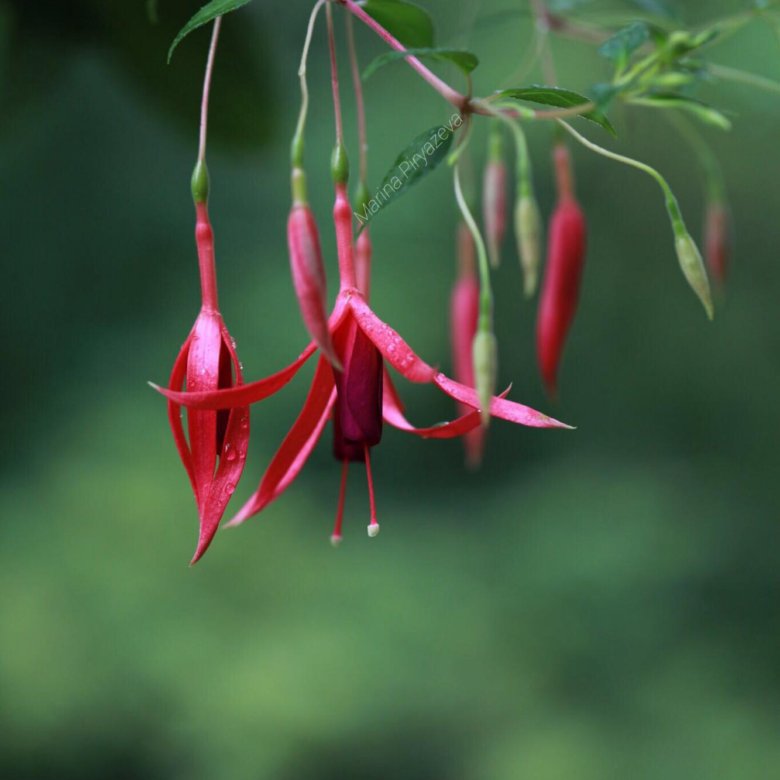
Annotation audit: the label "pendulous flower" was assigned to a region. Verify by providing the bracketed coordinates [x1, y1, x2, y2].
[156, 179, 571, 543]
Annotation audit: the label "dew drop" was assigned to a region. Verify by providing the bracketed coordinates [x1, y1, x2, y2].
[225, 482, 236, 495]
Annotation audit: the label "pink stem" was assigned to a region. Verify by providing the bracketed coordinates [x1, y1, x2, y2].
[195, 202, 219, 310]
[198, 17, 222, 163]
[326, 2, 345, 145]
[345, 13, 368, 186]
[337, 0, 467, 111]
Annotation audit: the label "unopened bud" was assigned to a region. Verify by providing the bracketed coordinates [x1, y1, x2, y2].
[704, 201, 730, 291]
[472, 327, 497, 427]
[483, 160, 507, 269]
[675, 232, 714, 320]
[288, 200, 341, 366]
[515, 195, 542, 298]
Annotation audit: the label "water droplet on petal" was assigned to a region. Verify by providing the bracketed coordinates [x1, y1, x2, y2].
[225, 482, 236, 496]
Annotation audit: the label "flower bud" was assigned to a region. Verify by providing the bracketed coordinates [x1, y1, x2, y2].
[536, 197, 587, 398]
[472, 326, 498, 428]
[451, 222, 484, 466]
[704, 200, 730, 291]
[675, 232, 714, 320]
[287, 194, 340, 367]
[483, 161, 507, 269]
[515, 194, 543, 298]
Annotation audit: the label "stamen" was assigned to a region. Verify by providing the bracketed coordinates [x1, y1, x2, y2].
[364, 444, 380, 538]
[331, 459, 349, 547]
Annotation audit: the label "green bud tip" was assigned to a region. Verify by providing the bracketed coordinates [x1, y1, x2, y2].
[675, 233, 714, 320]
[191, 160, 209, 204]
[516, 195, 542, 299]
[291, 167, 308, 205]
[473, 328, 498, 427]
[331, 143, 350, 185]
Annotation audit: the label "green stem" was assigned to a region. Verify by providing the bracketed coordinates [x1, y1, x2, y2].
[291, 0, 327, 169]
[664, 111, 725, 202]
[557, 119, 687, 237]
[454, 162, 492, 326]
[710, 63, 780, 96]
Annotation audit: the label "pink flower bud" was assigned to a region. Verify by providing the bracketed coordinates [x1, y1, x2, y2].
[450, 222, 484, 467]
[704, 200, 731, 290]
[288, 202, 340, 367]
[536, 145, 587, 397]
[483, 160, 508, 269]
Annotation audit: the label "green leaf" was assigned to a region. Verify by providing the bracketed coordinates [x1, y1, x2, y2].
[362, 47, 478, 80]
[357, 119, 462, 227]
[168, 0, 253, 62]
[360, 0, 434, 48]
[496, 85, 616, 135]
[598, 22, 650, 64]
[631, 94, 732, 130]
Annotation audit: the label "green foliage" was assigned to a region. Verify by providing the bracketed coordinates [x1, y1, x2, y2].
[168, 0, 254, 62]
[598, 22, 651, 66]
[361, 0, 435, 48]
[496, 86, 616, 135]
[362, 47, 479, 80]
[357, 121, 458, 227]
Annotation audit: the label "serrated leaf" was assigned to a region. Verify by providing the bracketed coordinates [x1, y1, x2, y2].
[496, 85, 616, 135]
[168, 0, 253, 62]
[598, 22, 650, 63]
[360, 0, 434, 48]
[357, 119, 463, 227]
[363, 47, 478, 80]
[632, 94, 732, 130]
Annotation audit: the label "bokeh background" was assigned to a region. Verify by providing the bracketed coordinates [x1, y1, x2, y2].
[2, 1, 779, 777]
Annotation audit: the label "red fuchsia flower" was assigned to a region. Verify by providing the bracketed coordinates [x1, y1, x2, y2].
[156, 178, 571, 543]
[165, 161, 251, 564]
[450, 221, 485, 469]
[704, 199, 731, 291]
[483, 126, 508, 269]
[537, 143, 587, 398]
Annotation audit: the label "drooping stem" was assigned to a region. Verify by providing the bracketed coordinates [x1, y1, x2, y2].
[345, 12, 368, 188]
[337, 0, 467, 111]
[326, 1, 345, 147]
[291, 0, 327, 171]
[558, 119, 686, 236]
[454, 163, 492, 328]
[193, 17, 222, 312]
[198, 17, 222, 164]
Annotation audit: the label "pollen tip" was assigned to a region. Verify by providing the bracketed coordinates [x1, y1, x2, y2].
[330, 533, 343, 548]
[367, 522, 380, 538]
[147, 381, 161, 391]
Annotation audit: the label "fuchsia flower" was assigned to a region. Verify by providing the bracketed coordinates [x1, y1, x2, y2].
[166, 178, 250, 563]
[450, 221, 485, 469]
[156, 182, 570, 544]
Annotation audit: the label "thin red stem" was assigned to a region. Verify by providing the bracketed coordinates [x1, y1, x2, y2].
[364, 444, 379, 535]
[326, 2, 344, 146]
[337, 0, 467, 111]
[345, 12, 368, 186]
[198, 17, 222, 163]
[332, 459, 349, 544]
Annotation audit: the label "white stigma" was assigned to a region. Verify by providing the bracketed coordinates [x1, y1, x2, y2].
[367, 522, 380, 538]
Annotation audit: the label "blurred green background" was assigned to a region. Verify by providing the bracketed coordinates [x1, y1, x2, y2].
[2, 1, 779, 777]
